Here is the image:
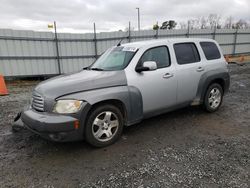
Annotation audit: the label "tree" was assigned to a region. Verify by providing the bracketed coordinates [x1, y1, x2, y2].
[200, 16, 207, 29]
[187, 19, 200, 29]
[224, 16, 233, 29]
[208, 14, 221, 28]
[153, 23, 159, 30]
[160, 20, 177, 30]
[179, 22, 187, 29]
[153, 14, 249, 31]
[235, 19, 248, 29]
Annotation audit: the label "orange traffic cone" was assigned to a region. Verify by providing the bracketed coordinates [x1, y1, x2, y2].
[240, 55, 245, 62]
[224, 55, 229, 62]
[0, 74, 9, 96]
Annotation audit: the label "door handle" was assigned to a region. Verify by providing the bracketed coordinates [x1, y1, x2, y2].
[196, 67, 204, 72]
[163, 73, 173, 79]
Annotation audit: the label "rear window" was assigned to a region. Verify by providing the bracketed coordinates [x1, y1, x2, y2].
[200, 42, 221, 60]
[174, 43, 200, 65]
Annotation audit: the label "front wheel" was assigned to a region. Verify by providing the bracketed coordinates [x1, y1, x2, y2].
[85, 104, 124, 147]
[203, 83, 223, 112]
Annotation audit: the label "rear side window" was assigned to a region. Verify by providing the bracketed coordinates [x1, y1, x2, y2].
[140, 46, 171, 68]
[174, 43, 200, 65]
[200, 42, 221, 60]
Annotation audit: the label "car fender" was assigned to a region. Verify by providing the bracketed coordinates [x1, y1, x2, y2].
[58, 86, 143, 126]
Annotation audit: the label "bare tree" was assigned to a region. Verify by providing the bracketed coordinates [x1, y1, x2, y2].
[208, 14, 221, 28]
[179, 22, 187, 29]
[154, 14, 249, 31]
[200, 16, 207, 29]
[188, 19, 200, 29]
[246, 21, 250, 29]
[224, 16, 233, 29]
[235, 19, 248, 29]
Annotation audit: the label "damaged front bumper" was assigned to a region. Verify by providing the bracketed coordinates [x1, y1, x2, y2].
[17, 106, 84, 142]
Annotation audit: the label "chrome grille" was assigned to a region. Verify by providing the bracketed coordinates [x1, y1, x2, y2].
[32, 92, 44, 112]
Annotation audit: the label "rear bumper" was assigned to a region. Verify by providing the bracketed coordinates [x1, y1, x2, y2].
[21, 107, 84, 142]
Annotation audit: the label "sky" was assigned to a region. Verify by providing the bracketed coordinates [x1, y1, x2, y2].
[0, 0, 249, 33]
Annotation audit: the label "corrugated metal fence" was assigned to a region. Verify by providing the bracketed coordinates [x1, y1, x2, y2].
[0, 28, 250, 77]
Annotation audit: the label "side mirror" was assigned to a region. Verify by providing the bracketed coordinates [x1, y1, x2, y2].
[136, 61, 157, 72]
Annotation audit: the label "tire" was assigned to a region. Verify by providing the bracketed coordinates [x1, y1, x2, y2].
[203, 83, 223, 112]
[85, 104, 124, 147]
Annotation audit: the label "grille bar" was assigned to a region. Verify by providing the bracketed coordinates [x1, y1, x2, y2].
[32, 92, 44, 112]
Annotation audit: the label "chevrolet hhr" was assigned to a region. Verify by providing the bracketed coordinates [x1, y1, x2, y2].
[20, 38, 230, 147]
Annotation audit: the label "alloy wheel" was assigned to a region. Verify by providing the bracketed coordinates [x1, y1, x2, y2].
[208, 88, 222, 109]
[92, 111, 119, 142]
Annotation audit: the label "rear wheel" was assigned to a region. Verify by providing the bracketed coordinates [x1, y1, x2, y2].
[203, 83, 223, 112]
[85, 104, 124, 147]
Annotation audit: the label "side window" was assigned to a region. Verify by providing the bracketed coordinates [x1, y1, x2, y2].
[200, 42, 221, 60]
[174, 43, 200, 65]
[140, 46, 170, 68]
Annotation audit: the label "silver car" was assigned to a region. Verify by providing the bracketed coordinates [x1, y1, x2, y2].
[20, 38, 230, 147]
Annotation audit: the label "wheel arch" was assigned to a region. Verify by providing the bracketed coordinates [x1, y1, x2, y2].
[194, 69, 230, 104]
[86, 86, 143, 126]
[207, 78, 225, 92]
[88, 99, 127, 122]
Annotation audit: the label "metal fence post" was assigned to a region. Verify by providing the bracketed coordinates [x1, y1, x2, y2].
[155, 29, 159, 39]
[54, 21, 61, 74]
[128, 21, 131, 42]
[233, 28, 238, 55]
[186, 21, 190, 38]
[155, 22, 159, 39]
[93, 23, 98, 59]
[213, 26, 216, 40]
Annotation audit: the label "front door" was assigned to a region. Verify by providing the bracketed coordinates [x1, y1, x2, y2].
[127, 46, 177, 116]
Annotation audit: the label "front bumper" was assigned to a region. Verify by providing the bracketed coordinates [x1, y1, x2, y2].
[21, 107, 84, 142]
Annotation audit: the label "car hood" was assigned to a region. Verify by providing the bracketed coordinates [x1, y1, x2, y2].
[35, 70, 127, 99]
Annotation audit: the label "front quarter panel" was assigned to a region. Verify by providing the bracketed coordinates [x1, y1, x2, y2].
[58, 86, 143, 126]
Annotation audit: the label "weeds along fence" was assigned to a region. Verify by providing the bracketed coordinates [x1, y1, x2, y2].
[0, 27, 250, 77]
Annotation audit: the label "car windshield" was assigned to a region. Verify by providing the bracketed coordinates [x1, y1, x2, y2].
[90, 46, 137, 71]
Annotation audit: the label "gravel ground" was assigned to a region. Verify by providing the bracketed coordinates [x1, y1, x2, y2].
[0, 64, 249, 187]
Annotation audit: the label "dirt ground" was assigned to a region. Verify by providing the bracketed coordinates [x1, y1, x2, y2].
[0, 63, 249, 188]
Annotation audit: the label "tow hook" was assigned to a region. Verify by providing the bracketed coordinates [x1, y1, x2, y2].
[12, 112, 25, 132]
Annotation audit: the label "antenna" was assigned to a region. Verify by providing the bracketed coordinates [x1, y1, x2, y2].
[117, 37, 125, 46]
[117, 25, 130, 46]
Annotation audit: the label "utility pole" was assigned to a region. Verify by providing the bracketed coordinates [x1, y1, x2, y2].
[136, 7, 140, 31]
[187, 20, 190, 38]
[93, 23, 98, 59]
[54, 21, 61, 74]
[128, 21, 131, 42]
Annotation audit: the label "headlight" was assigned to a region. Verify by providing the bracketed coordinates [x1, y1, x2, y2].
[53, 100, 83, 114]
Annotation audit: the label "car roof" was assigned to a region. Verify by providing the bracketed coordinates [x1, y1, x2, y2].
[122, 38, 216, 48]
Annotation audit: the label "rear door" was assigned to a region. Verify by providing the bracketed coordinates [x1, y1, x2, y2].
[173, 42, 204, 104]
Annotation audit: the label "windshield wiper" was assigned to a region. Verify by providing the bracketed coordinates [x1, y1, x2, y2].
[82, 67, 103, 71]
[82, 66, 90, 70]
[89, 67, 104, 71]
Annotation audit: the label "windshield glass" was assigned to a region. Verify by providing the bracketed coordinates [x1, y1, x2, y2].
[90, 46, 137, 71]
